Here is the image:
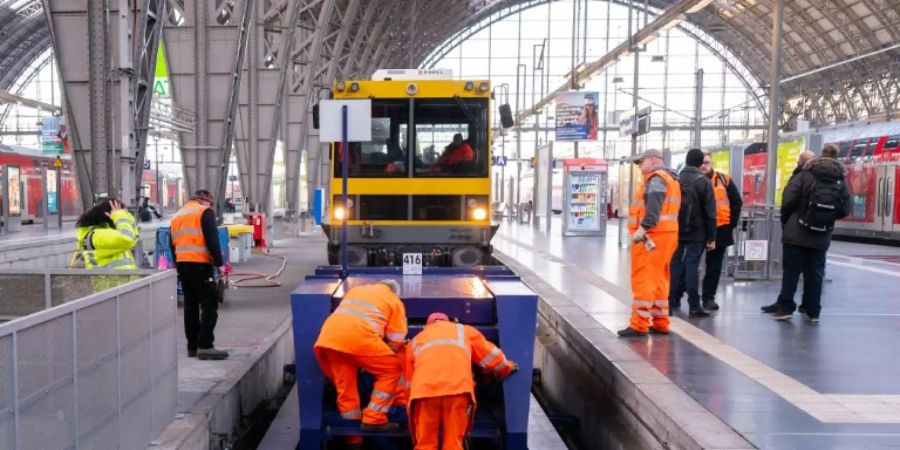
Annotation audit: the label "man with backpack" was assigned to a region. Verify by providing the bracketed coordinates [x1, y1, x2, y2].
[768, 144, 849, 322]
[669, 149, 717, 317]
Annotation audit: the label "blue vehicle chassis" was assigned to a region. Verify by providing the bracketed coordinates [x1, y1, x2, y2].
[290, 265, 538, 449]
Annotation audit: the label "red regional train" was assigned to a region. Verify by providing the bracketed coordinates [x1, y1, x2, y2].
[0, 144, 79, 223]
[711, 122, 900, 243]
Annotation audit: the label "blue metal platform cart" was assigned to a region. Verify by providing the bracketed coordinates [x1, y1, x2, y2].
[291, 266, 539, 449]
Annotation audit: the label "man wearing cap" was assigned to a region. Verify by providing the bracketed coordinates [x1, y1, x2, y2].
[619, 149, 682, 337]
[170, 190, 228, 360]
[314, 279, 407, 434]
[405, 312, 518, 450]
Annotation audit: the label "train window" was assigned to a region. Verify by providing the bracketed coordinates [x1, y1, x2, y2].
[850, 140, 868, 159]
[334, 100, 409, 177]
[358, 195, 408, 221]
[885, 135, 900, 151]
[838, 141, 851, 158]
[412, 98, 489, 177]
[412, 195, 463, 221]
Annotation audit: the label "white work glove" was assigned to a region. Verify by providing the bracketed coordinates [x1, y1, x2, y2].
[631, 226, 647, 243]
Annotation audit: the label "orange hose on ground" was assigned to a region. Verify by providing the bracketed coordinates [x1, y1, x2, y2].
[229, 252, 287, 288]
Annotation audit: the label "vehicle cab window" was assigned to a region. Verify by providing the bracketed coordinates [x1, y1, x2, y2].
[413, 98, 488, 177]
[334, 100, 409, 177]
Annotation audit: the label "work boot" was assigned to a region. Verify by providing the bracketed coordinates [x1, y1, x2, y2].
[806, 313, 819, 323]
[771, 309, 794, 321]
[197, 347, 229, 360]
[649, 327, 669, 335]
[688, 308, 710, 318]
[760, 303, 780, 314]
[798, 304, 808, 314]
[703, 300, 720, 311]
[617, 327, 648, 338]
[187, 349, 197, 358]
[360, 422, 400, 433]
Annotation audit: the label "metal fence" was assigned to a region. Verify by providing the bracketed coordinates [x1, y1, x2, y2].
[730, 206, 783, 280]
[0, 269, 178, 450]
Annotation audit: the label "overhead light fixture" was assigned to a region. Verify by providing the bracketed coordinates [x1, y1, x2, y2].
[651, 55, 665, 62]
[687, 0, 716, 14]
[612, 76, 624, 84]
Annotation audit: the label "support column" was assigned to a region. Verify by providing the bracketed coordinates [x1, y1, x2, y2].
[765, 0, 785, 205]
[693, 69, 703, 149]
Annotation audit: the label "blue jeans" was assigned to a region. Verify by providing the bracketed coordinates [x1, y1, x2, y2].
[776, 243, 826, 315]
[669, 241, 706, 309]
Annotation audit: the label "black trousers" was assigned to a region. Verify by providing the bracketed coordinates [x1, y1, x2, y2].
[701, 244, 728, 302]
[776, 243, 826, 316]
[177, 263, 219, 350]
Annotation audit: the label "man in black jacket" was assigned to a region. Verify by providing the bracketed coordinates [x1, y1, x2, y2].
[766, 145, 850, 322]
[699, 153, 742, 311]
[669, 149, 717, 317]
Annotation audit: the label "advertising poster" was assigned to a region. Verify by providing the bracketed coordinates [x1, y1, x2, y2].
[41, 116, 71, 155]
[775, 139, 804, 205]
[47, 170, 58, 214]
[711, 149, 730, 173]
[555, 92, 600, 141]
[7, 166, 21, 216]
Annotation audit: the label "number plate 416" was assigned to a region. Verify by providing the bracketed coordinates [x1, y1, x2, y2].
[402, 253, 423, 275]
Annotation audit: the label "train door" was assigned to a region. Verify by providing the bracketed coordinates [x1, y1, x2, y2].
[875, 164, 897, 237]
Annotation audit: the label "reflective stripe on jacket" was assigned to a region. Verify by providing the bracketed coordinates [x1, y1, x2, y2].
[628, 169, 681, 234]
[314, 284, 408, 357]
[713, 171, 731, 227]
[170, 200, 212, 264]
[76, 210, 139, 270]
[404, 321, 514, 404]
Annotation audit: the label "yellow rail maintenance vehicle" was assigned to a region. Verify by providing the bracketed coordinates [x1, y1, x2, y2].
[321, 69, 513, 267]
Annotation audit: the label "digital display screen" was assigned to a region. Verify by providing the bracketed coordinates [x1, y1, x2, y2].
[47, 169, 58, 214]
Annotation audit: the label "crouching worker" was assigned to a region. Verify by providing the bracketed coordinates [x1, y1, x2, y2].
[406, 313, 518, 450]
[314, 279, 407, 436]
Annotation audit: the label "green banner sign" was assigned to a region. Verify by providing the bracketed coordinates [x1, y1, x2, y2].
[153, 44, 170, 98]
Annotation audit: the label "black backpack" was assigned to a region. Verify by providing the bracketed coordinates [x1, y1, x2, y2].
[798, 176, 844, 233]
[677, 172, 703, 234]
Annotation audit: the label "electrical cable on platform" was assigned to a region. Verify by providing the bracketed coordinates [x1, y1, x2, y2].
[228, 252, 288, 288]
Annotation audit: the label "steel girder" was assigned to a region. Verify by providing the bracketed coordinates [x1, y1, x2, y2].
[162, 0, 255, 213]
[42, 0, 160, 208]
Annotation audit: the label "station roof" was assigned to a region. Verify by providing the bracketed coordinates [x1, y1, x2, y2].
[0, 0, 897, 119]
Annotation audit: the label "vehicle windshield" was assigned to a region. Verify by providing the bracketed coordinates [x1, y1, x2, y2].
[413, 98, 489, 177]
[334, 100, 409, 177]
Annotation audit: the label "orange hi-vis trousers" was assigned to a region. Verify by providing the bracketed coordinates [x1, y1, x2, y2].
[314, 347, 402, 425]
[630, 232, 678, 333]
[410, 394, 472, 450]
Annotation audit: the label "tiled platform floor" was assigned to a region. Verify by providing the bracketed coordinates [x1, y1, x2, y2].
[496, 218, 900, 449]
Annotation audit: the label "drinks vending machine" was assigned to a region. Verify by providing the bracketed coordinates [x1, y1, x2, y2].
[562, 158, 608, 237]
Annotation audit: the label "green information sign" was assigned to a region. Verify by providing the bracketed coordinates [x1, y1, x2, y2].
[153, 44, 170, 98]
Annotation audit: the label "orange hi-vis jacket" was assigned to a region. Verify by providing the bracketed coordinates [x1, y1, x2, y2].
[628, 169, 681, 235]
[404, 321, 514, 405]
[315, 284, 408, 357]
[170, 199, 213, 264]
[712, 171, 732, 227]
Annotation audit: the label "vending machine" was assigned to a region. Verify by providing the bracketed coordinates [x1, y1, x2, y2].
[562, 158, 608, 237]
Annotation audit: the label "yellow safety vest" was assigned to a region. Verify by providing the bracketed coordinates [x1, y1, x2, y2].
[76, 209, 139, 270]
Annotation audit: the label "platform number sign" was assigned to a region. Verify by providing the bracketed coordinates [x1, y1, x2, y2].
[402, 253, 423, 275]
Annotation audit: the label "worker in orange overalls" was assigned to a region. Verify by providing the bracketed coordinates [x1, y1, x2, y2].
[314, 279, 407, 435]
[405, 312, 518, 450]
[619, 149, 682, 337]
[431, 133, 475, 172]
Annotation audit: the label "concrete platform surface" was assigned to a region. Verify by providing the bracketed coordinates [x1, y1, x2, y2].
[496, 218, 900, 449]
[150, 233, 327, 450]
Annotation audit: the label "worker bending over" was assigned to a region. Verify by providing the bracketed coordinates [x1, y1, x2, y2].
[619, 149, 682, 337]
[314, 279, 407, 432]
[405, 312, 518, 450]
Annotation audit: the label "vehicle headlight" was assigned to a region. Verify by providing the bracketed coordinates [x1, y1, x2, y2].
[334, 206, 346, 221]
[472, 207, 487, 221]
